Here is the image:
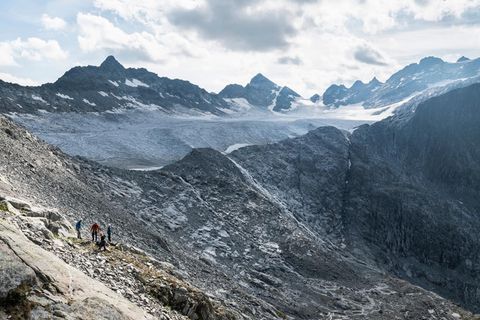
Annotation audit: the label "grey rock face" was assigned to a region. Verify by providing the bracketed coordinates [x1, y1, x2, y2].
[344, 83, 480, 312]
[230, 126, 349, 242]
[0, 242, 36, 302]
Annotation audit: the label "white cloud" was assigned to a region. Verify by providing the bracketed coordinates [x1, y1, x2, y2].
[0, 43, 17, 67]
[86, 0, 480, 96]
[77, 13, 166, 61]
[10, 38, 68, 61]
[41, 14, 67, 31]
[0, 37, 68, 67]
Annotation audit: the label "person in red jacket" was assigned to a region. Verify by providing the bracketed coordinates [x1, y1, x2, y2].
[90, 223, 101, 242]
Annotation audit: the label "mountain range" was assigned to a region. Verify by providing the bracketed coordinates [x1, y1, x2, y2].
[3, 76, 480, 318]
[1, 54, 479, 171]
[1, 55, 480, 119]
[322, 56, 480, 109]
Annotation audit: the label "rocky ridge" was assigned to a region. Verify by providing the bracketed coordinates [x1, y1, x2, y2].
[0, 56, 229, 116]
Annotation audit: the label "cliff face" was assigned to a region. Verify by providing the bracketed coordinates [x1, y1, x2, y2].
[345, 83, 480, 311]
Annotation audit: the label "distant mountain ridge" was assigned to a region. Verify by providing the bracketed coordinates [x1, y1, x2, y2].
[322, 56, 480, 108]
[1, 55, 480, 118]
[218, 73, 301, 112]
[0, 56, 230, 116]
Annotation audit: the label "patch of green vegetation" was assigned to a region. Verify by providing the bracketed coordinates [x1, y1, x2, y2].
[275, 309, 287, 319]
[0, 201, 9, 212]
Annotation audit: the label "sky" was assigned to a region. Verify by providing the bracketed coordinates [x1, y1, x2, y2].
[1, 0, 480, 97]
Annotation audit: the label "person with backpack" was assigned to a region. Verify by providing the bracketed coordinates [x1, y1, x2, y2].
[107, 225, 112, 242]
[98, 234, 107, 251]
[75, 220, 82, 239]
[90, 222, 100, 242]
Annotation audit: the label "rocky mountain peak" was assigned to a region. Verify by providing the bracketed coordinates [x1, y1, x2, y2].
[457, 56, 470, 63]
[418, 56, 444, 66]
[369, 76, 381, 86]
[100, 55, 125, 72]
[249, 73, 277, 88]
[351, 80, 365, 90]
[310, 93, 321, 103]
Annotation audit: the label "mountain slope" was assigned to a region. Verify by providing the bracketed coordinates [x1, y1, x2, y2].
[211, 82, 480, 314]
[1, 114, 475, 319]
[345, 83, 480, 312]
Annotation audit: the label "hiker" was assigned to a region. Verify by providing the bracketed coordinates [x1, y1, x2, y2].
[75, 220, 82, 239]
[98, 234, 107, 251]
[107, 225, 112, 242]
[90, 222, 100, 242]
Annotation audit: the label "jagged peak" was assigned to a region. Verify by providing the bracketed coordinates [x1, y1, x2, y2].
[249, 73, 276, 87]
[457, 56, 470, 63]
[369, 77, 381, 85]
[100, 55, 125, 71]
[351, 80, 365, 89]
[279, 86, 300, 96]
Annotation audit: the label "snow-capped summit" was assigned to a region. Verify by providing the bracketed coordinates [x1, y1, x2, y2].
[219, 73, 301, 112]
[322, 55, 480, 109]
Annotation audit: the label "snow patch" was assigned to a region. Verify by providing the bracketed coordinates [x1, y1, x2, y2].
[125, 78, 149, 88]
[108, 80, 119, 87]
[98, 91, 109, 97]
[56, 93, 74, 100]
[267, 88, 282, 112]
[223, 98, 253, 111]
[82, 99, 96, 106]
[225, 143, 252, 154]
[31, 95, 48, 104]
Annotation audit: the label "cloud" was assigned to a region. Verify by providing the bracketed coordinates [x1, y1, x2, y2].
[11, 38, 68, 61]
[168, 0, 297, 51]
[278, 56, 302, 65]
[77, 13, 166, 61]
[353, 45, 388, 66]
[41, 14, 67, 30]
[0, 37, 68, 66]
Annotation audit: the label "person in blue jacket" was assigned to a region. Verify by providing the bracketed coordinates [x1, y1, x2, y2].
[75, 220, 82, 239]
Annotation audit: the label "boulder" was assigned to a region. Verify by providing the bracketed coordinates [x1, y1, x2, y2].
[0, 200, 22, 215]
[4, 197, 31, 211]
